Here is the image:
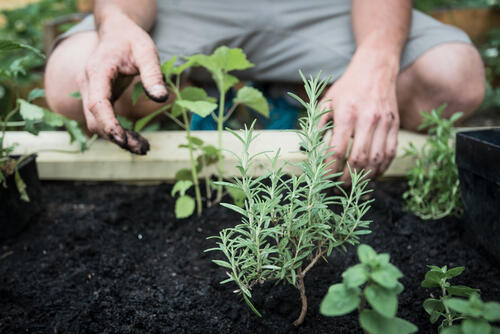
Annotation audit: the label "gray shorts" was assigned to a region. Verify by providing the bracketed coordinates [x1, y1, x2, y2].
[57, 0, 471, 83]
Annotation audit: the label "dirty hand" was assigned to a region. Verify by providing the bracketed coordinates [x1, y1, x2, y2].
[319, 50, 400, 186]
[77, 12, 168, 154]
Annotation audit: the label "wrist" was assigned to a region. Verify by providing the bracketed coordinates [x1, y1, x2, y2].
[95, 8, 132, 36]
[353, 43, 400, 82]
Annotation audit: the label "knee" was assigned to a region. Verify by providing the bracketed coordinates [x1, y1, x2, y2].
[414, 43, 486, 119]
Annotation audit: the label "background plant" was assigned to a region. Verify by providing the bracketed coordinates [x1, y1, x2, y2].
[420, 265, 500, 333]
[206, 73, 372, 326]
[133, 46, 268, 218]
[320, 244, 417, 334]
[403, 105, 462, 220]
[1, 39, 89, 200]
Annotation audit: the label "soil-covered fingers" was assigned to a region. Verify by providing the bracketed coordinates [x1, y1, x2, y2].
[327, 119, 353, 177]
[340, 112, 379, 186]
[365, 111, 396, 178]
[379, 117, 399, 174]
[132, 38, 168, 103]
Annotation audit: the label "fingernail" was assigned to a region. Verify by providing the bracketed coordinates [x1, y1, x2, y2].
[150, 84, 167, 98]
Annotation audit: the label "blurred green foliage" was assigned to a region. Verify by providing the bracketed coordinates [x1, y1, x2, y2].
[414, 0, 499, 12]
[0, 0, 77, 114]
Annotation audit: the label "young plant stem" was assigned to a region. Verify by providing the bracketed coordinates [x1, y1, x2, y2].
[215, 81, 225, 202]
[170, 82, 203, 216]
[442, 284, 454, 326]
[293, 271, 308, 326]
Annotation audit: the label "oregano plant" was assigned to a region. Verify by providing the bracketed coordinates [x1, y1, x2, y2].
[403, 105, 462, 220]
[420, 265, 500, 333]
[320, 244, 418, 334]
[206, 73, 372, 326]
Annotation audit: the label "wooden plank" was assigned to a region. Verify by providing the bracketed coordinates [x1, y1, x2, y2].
[4, 130, 429, 181]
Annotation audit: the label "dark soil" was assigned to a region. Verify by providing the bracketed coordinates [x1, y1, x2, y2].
[1, 180, 499, 334]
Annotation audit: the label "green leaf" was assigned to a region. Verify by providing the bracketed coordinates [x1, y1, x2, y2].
[446, 267, 465, 279]
[461, 319, 491, 334]
[226, 186, 246, 208]
[28, 88, 44, 102]
[69, 91, 82, 99]
[359, 310, 418, 334]
[63, 119, 88, 151]
[175, 195, 195, 219]
[161, 56, 177, 78]
[233, 86, 269, 117]
[342, 264, 368, 289]
[445, 298, 473, 315]
[320, 283, 360, 317]
[132, 81, 144, 106]
[18, 99, 44, 121]
[171, 180, 193, 197]
[371, 268, 399, 289]
[358, 244, 377, 263]
[484, 302, 500, 322]
[441, 325, 463, 334]
[41, 109, 64, 127]
[0, 40, 45, 59]
[423, 298, 445, 324]
[447, 285, 480, 298]
[221, 73, 239, 93]
[187, 136, 204, 146]
[212, 46, 254, 71]
[15, 169, 29, 202]
[422, 270, 446, 288]
[175, 168, 193, 181]
[212, 260, 232, 269]
[175, 100, 217, 118]
[365, 284, 398, 318]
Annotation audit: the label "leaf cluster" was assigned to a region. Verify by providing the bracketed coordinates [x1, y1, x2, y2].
[320, 244, 417, 334]
[422, 265, 500, 333]
[206, 73, 372, 321]
[403, 105, 462, 220]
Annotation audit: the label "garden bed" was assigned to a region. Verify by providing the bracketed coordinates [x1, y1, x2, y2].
[1, 180, 499, 333]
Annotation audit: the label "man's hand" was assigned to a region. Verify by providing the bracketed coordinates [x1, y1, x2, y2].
[319, 0, 411, 185]
[77, 10, 167, 154]
[319, 49, 400, 186]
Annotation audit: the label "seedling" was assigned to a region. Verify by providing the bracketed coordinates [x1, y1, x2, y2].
[206, 73, 372, 326]
[320, 244, 417, 334]
[133, 46, 268, 218]
[0, 40, 89, 200]
[403, 105, 462, 220]
[420, 265, 500, 333]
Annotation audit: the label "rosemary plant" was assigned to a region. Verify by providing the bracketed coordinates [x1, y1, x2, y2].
[206, 73, 372, 326]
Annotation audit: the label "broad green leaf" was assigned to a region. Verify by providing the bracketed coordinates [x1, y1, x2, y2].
[447, 285, 479, 298]
[63, 119, 88, 151]
[484, 302, 500, 322]
[28, 88, 44, 102]
[359, 310, 417, 334]
[187, 136, 204, 146]
[441, 325, 462, 334]
[18, 99, 44, 121]
[422, 270, 446, 288]
[446, 267, 465, 279]
[132, 81, 144, 106]
[226, 186, 246, 208]
[358, 244, 377, 263]
[175, 100, 217, 118]
[212, 46, 254, 71]
[445, 298, 474, 316]
[15, 169, 29, 202]
[365, 284, 398, 318]
[233, 86, 269, 117]
[161, 56, 177, 78]
[371, 268, 399, 289]
[492, 327, 500, 334]
[171, 180, 193, 197]
[461, 319, 491, 334]
[342, 264, 368, 289]
[0, 40, 45, 59]
[423, 298, 445, 324]
[320, 283, 360, 316]
[175, 195, 195, 219]
[41, 109, 64, 127]
[175, 168, 193, 181]
[171, 86, 214, 117]
[221, 73, 239, 93]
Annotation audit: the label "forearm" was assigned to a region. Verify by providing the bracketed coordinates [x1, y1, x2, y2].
[94, 0, 157, 32]
[351, 0, 412, 72]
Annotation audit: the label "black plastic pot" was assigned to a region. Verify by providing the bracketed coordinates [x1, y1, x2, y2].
[456, 129, 500, 262]
[0, 154, 42, 239]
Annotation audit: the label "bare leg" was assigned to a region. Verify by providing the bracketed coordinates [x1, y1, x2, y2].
[44, 31, 172, 129]
[396, 43, 486, 131]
